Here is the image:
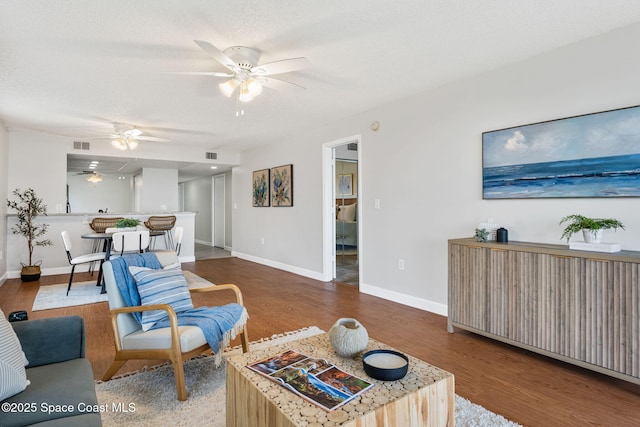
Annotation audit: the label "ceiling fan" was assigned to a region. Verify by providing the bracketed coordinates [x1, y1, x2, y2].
[184, 40, 311, 102]
[92, 123, 168, 150]
[75, 170, 105, 183]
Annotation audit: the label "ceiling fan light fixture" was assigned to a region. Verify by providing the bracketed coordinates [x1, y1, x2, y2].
[219, 78, 239, 97]
[86, 173, 102, 183]
[112, 139, 127, 150]
[127, 139, 138, 149]
[247, 78, 263, 97]
[238, 84, 254, 103]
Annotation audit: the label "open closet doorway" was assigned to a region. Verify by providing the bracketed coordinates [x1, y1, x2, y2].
[334, 143, 359, 285]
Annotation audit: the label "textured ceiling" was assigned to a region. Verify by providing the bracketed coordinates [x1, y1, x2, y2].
[3, 1, 640, 156]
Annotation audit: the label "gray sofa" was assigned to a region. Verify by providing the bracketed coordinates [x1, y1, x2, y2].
[0, 316, 102, 427]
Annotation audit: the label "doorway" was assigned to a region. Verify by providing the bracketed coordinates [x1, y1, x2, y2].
[212, 174, 225, 249]
[335, 146, 359, 285]
[322, 135, 362, 286]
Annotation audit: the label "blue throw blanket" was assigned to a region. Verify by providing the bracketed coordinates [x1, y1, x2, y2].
[110, 253, 246, 356]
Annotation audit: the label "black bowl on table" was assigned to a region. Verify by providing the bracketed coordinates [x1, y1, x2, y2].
[362, 349, 409, 381]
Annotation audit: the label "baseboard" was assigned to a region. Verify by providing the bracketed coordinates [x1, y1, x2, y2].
[195, 239, 213, 246]
[231, 251, 326, 282]
[230, 252, 447, 316]
[359, 281, 448, 316]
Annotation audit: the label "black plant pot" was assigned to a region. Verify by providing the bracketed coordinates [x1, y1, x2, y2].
[21, 265, 41, 282]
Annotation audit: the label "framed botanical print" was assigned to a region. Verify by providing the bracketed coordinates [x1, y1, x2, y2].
[270, 164, 293, 207]
[252, 169, 270, 207]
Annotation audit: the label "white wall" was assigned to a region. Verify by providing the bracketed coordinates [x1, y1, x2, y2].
[140, 168, 178, 212]
[233, 23, 640, 314]
[0, 123, 8, 282]
[183, 176, 212, 245]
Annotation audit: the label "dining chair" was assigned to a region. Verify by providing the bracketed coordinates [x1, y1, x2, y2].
[151, 226, 184, 256]
[110, 230, 150, 258]
[173, 227, 184, 255]
[61, 231, 108, 296]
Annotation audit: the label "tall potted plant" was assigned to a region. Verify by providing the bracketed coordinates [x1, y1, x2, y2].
[6, 188, 53, 281]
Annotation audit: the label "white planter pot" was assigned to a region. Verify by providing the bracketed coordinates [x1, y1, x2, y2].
[328, 318, 369, 358]
[582, 229, 603, 243]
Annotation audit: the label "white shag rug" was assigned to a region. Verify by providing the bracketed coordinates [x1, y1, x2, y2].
[96, 326, 521, 427]
[32, 270, 214, 311]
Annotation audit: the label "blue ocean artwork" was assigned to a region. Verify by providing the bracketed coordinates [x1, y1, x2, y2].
[482, 105, 640, 199]
[483, 153, 640, 198]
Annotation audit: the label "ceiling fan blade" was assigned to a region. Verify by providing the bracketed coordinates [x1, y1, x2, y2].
[251, 57, 311, 76]
[88, 134, 119, 140]
[136, 136, 169, 142]
[167, 71, 234, 77]
[261, 76, 306, 91]
[193, 40, 238, 72]
[125, 128, 143, 137]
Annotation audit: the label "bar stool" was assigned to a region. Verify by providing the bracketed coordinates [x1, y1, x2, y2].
[144, 215, 176, 250]
[88, 217, 123, 272]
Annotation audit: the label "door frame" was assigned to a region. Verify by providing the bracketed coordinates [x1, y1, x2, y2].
[212, 174, 226, 249]
[322, 134, 362, 281]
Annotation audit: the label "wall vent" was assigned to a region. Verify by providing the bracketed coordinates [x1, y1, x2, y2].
[347, 143, 358, 151]
[205, 152, 218, 160]
[73, 141, 90, 150]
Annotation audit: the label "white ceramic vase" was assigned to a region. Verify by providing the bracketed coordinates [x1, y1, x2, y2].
[328, 318, 369, 358]
[582, 229, 603, 243]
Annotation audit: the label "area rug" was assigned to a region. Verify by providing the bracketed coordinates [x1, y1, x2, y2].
[32, 270, 214, 311]
[95, 326, 521, 427]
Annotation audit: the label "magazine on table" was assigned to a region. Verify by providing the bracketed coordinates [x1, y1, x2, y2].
[246, 349, 374, 412]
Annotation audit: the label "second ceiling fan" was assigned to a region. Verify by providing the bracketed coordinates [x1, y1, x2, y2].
[187, 40, 311, 102]
[94, 123, 168, 150]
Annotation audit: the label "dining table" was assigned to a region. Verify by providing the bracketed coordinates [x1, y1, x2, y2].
[81, 230, 164, 293]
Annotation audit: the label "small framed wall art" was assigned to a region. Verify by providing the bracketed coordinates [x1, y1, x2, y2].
[337, 174, 353, 196]
[252, 169, 270, 207]
[270, 164, 293, 207]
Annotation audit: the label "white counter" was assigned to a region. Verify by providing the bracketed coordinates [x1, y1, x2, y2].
[5, 212, 196, 278]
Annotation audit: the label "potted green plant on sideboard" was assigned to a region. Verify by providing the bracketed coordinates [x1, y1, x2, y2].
[6, 188, 53, 281]
[560, 214, 625, 243]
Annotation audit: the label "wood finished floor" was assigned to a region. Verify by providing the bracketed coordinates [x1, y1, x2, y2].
[2, 257, 640, 426]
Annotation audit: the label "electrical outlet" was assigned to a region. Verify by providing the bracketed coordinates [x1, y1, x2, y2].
[0, 250, 3, 260]
[398, 259, 405, 270]
[374, 199, 381, 209]
[261, 237, 265, 245]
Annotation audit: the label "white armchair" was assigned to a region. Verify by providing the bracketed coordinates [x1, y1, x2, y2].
[100, 251, 249, 401]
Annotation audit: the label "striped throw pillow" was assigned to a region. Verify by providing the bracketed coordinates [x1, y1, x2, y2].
[0, 309, 30, 400]
[129, 267, 194, 331]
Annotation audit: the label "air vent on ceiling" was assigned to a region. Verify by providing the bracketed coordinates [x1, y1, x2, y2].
[205, 152, 217, 160]
[73, 141, 90, 150]
[347, 143, 358, 151]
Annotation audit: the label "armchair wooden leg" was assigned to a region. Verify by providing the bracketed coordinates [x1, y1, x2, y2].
[172, 356, 188, 401]
[102, 359, 127, 381]
[240, 325, 249, 353]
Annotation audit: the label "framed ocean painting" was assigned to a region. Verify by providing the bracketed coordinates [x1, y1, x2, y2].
[483, 105, 640, 199]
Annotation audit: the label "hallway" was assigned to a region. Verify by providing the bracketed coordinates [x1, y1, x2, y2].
[194, 243, 232, 260]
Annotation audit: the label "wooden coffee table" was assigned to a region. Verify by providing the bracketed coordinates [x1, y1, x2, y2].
[226, 333, 454, 426]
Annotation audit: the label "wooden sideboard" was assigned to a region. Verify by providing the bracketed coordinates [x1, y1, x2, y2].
[448, 237, 640, 384]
